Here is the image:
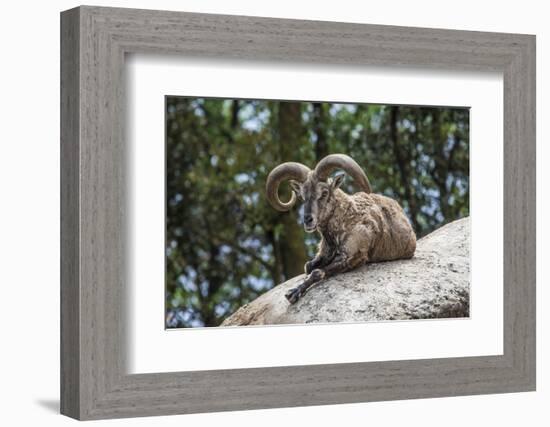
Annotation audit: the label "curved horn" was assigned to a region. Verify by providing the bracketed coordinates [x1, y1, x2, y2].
[314, 154, 372, 193]
[266, 162, 311, 211]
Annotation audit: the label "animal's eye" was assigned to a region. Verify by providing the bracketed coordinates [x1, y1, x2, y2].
[319, 190, 329, 199]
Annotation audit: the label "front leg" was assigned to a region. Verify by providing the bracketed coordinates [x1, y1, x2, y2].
[320, 224, 373, 278]
[285, 269, 326, 304]
[305, 255, 328, 274]
[322, 252, 365, 278]
[304, 237, 335, 274]
[287, 225, 373, 304]
[286, 252, 367, 304]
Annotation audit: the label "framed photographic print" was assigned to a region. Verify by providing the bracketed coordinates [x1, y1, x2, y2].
[61, 5, 536, 420]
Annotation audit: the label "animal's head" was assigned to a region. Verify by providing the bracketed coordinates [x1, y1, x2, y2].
[266, 154, 371, 232]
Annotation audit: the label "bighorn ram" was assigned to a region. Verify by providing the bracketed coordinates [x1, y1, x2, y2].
[266, 154, 416, 304]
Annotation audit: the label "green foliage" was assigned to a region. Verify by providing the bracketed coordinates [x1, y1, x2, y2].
[165, 98, 469, 328]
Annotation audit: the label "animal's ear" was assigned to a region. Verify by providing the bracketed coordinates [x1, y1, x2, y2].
[330, 172, 346, 190]
[289, 180, 302, 197]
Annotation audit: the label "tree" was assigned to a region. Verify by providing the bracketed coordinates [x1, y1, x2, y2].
[275, 102, 308, 280]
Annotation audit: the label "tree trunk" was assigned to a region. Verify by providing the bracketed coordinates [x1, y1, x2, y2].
[266, 228, 283, 284]
[390, 106, 420, 233]
[230, 100, 240, 129]
[429, 109, 451, 221]
[277, 102, 308, 279]
[313, 102, 328, 161]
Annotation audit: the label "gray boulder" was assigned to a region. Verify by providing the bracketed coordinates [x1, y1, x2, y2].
[222, 217, 470, 326]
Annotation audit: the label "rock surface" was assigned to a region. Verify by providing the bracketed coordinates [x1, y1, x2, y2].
[222, 217, 470, 326]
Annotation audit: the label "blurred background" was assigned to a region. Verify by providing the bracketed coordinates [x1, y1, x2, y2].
[165, 97, 469, 328]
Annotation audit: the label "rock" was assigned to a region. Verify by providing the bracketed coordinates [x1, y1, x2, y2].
[221, 217, 470, 326]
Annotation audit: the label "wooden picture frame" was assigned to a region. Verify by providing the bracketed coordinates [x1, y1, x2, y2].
[60, 5, 536, 420]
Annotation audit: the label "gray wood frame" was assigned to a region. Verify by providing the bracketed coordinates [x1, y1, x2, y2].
[60, 5, 536, 420]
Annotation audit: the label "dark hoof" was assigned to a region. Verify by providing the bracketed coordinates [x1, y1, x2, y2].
[285, 287, 303, 304]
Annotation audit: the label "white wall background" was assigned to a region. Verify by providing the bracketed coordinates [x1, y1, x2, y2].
[0, 0, 546, 425]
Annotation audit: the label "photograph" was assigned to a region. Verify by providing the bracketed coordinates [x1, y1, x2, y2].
[50, 3, 536, 421]
[51, 4, 540, 427]
[165, 97, 470, 328]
